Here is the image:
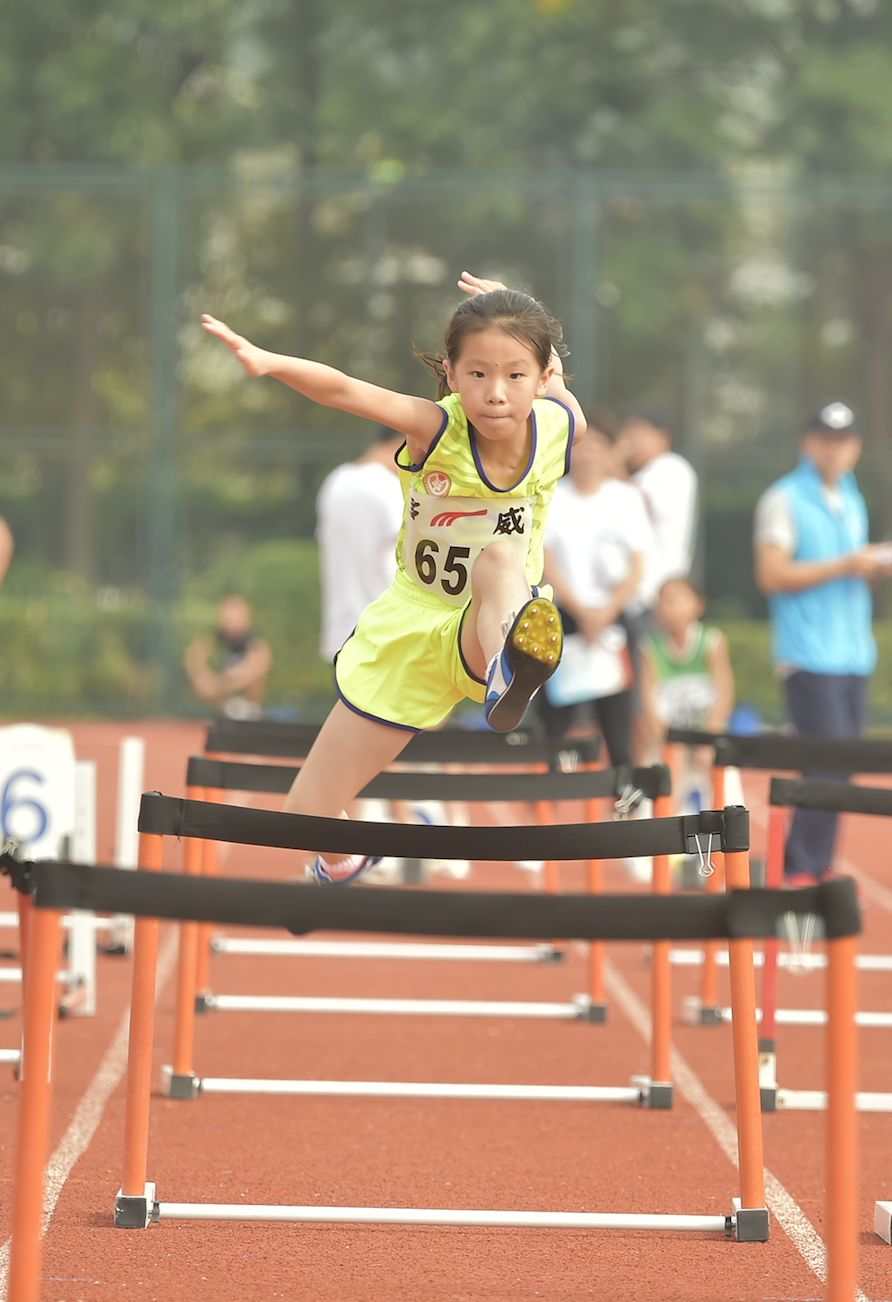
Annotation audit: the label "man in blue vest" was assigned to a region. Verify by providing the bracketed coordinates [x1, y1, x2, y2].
[754, 402, 892, 883]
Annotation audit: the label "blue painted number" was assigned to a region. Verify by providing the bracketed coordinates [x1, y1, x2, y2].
[1, 768, 50, 845]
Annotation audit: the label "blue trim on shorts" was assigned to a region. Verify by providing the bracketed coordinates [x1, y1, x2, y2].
[457, 603, 487, 686]
[334, 683, 424, 734]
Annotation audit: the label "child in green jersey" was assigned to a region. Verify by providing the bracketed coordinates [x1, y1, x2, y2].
[641, 576, 735, 747]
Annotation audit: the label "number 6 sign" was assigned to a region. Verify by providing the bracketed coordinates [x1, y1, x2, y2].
[0, 724, 76, 860]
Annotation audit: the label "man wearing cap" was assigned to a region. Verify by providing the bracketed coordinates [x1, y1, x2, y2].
[754, 402, 891, 883]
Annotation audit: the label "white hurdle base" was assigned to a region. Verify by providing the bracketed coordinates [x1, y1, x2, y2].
[670, 948, 892, 972]
[152, 1203, 732, 1233]
[211, 938, 561, 963]
[0, 1048, 21, 1066]
[0, 967, 78, 984]
[876, 1201, 892, 1244]
[196, 1077, 643, 1103]
[205, 993, 596, 1019]
[703, 1004, 892, 1029]
[777, 1089, 892, 1113]
[0, 912, 113, 931]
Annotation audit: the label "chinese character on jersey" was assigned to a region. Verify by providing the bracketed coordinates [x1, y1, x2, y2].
[493, 507, 525, 537]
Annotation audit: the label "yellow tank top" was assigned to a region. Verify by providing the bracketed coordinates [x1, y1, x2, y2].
[394, 392, 575, 608]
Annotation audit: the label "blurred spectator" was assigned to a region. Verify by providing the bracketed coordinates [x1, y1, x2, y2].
[641, 575, 735, 753]
[0, 515, 13, 587]
[754, 402, 892, 883]
[617, 409, 699, 614]
[316, 425, 404, 662]
[540, 409, 652, 766]
[614, 410, 699, 763]
[184, 594, 272, 719]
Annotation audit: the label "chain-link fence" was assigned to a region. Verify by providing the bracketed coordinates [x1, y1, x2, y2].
[2, 164, 891, 718]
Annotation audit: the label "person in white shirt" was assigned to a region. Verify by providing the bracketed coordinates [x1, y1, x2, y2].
[541, 410, 652, 766]
[617, 409, 699, 612]
[316, 426, 405, 661]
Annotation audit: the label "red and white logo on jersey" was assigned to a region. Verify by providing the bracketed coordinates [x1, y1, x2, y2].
[424, 470, 452, 497]
[430, 508, 487, 527]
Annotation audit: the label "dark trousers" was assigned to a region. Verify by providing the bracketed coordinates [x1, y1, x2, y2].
[783, 670, 869, 880]
[536, 689, 634, 768]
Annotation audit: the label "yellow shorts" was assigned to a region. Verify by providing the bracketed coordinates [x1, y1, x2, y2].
[335, 576, 485, 732]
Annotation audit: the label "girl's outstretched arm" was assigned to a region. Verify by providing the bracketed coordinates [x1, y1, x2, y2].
[201, 314, 443, 458]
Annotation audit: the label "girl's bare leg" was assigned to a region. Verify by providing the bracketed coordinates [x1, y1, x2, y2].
[284, 701, 414, 869]
[460, 541, 534, 678]
[461, 542, 562, 733]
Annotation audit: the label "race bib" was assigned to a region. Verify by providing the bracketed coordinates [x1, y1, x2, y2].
[403, 492, 533, 606]
[656, 674, 716, 729]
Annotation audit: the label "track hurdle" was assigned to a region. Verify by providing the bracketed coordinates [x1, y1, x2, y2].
[5, 829, 865, 1300]
[127, 796, 761, 1192]
[169, 765, 675, 1108]
[195, 750, 600, 974]
[757, 776, 892, 1124]
[194, 718, 601, 998]
[203, 717, 601, 768]
[180, 754, 667, 972]
[666, 728, 892, 1026]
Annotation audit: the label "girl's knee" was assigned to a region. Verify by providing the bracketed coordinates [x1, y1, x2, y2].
[472, 540, 523, 580]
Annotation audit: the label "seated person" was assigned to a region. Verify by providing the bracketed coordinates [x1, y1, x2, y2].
[641, 575, 735, 812]
[184, 594, 272, 719]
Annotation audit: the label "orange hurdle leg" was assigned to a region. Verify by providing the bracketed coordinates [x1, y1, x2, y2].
[650, 791, 673, 1095]
[826, 934, 858, 1302]
[697, 764, 726, 1023]
[169, 807, 205, 1097]
[118, 832, 163, 1225]
[585, 799, 605, 1013]
[724, 846, 766, 1223]
[758, 806, 787, 1112]
[194, 790, 222, 1006]
[8, 905, 63, 1302]
[16, 891, 32, 1009]
[536, 799, 559, 895]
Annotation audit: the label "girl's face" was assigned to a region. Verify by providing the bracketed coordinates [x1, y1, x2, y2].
[444, 327, 552, 446]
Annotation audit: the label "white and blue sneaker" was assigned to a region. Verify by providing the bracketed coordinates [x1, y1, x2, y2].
[306, 853, 382, 886]
[484, 597, 563, 733]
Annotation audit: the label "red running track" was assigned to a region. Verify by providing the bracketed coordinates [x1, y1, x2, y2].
[0, 721, 891, 1301]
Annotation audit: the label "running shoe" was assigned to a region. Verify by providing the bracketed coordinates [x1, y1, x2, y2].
[306, 853, 381, 885]
[484, 598, 562, 733]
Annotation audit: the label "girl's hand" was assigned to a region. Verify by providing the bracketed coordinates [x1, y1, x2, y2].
[457, 270, 508, 297]
[201, 314, 271, 377]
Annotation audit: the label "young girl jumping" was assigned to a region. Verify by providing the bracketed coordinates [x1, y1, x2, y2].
[201, 270, 584, 883]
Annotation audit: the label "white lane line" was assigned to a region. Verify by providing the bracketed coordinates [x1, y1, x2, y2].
[745, 784, 892, 915]
[0, 930, 178, 1292]
[604, 957, 871, 1302]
